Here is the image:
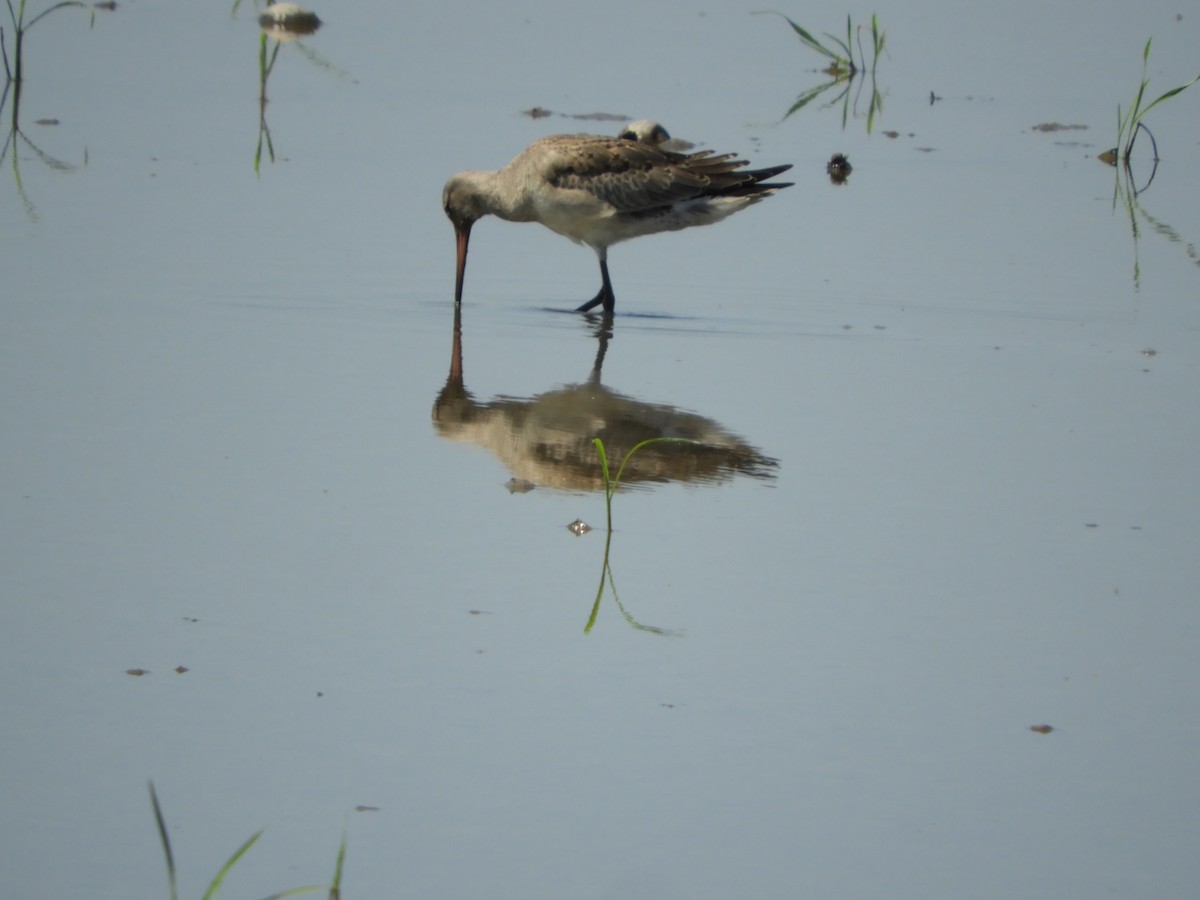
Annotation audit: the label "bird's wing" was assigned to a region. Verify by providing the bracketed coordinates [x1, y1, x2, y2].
[537, 136, 753, 213]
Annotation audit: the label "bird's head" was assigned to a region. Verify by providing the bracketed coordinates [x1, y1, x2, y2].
[443, 175, 487, 306]
[442, 175, 489, 233]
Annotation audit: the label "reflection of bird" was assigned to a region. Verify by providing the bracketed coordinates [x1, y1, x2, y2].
[432, 306, 778, 491]
[443, 134, 792, 313]
[433, 381, 779, 491]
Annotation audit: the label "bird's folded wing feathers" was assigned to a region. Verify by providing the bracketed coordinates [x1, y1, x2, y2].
[542, 138, 755, 213]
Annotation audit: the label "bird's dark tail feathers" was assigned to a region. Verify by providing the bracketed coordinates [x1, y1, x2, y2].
[725, 164, 794, 197]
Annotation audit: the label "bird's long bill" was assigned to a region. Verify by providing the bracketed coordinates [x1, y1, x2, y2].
[453, 221, 472, 306]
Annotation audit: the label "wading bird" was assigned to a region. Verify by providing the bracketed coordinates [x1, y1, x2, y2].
[443, 134, 792, 313]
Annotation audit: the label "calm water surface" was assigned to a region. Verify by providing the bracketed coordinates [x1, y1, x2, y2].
[3, 1, 1199, 897]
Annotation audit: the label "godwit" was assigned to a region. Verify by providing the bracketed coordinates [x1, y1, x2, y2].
[443, 133, 792, 313]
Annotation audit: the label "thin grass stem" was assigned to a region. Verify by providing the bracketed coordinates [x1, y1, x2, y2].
[148, 781, 179, 900]
[22, 1, 89, 32]
[328, 829, 347, 899]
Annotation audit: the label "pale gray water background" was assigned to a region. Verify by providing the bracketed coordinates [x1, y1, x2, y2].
[3, 0, 1200, 897]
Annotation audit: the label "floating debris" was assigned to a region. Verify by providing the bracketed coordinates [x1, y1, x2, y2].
[1031, 122, 1087, 132]
[506, 477, 536, 494]
[567, 518, 591, 536]
[520, 107, 628, 123]
[125, 668, 149, 676]
[355, 805, 380, 812]
[174, 665, 189, 674]
[1029, 724, 1054, 734]
[259, 2, 322, 40]
[826, 152, 852, 185]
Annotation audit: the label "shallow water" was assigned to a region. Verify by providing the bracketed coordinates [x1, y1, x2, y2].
[3, 1, 1200, 897]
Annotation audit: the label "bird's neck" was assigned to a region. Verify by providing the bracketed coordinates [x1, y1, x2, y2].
[468, 169, 535, 223]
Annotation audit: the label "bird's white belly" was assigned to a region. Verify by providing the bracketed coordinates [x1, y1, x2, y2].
[533, 192, 753, 250]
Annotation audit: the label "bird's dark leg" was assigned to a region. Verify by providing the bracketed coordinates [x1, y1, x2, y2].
[575, 254, 615, 313]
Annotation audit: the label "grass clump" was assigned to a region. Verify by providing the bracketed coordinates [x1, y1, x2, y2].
[1104, 38, 1198, 167]
[2, 0, 115, 91]
[149, 781, 345, 900]
[756, 10, 887, 132]
[757, 10, 885, 77]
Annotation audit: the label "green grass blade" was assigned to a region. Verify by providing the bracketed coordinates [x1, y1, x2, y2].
[592, 437, 614, 530]
[782, 81, 840, 119]
[591, 437, 612, 492]
[752, 10, 837, 58]
[255, 886, 323, 900]
[583, 527, 612, 633]
[328, 829, 347, 899]
[786, 18, 837, 57]
[1120, 80, 1148, 156]
[610, 437, 692, 492]
[201, 829, 264, 900]
[1137, 75, 1200, 119]
[866, 82, 882, 133]
[786, 21, 825, 50]
[148, 781, 179, 900]
[1129, 77, 1149, 123]
[823, 31, 851, 59]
